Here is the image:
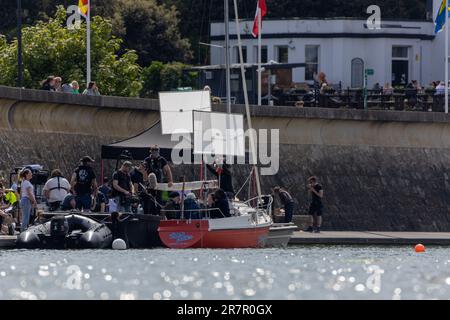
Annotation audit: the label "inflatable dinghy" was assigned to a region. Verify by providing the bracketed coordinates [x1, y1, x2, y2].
[16, 214, 112, 249]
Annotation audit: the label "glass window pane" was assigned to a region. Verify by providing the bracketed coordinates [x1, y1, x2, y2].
[305, 46, 318, 63]
[254, 46, 267, 63]
[277, 46, 289, 63]
[392, 46, 408, 58]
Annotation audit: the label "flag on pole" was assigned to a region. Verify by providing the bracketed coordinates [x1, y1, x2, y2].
[78, 0, 89, 17]
[435, 0, 450, 34]
[252, 0, 267, 38]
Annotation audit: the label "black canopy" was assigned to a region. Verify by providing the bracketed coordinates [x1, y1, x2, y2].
[101, 121, 192, 161]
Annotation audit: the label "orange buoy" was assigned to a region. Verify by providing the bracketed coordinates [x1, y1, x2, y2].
[415, 244, 425, 253]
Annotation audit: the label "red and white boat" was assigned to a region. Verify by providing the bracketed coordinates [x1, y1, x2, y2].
[158, 197, 272, 249]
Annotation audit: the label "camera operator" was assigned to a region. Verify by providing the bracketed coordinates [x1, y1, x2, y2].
[112, 161, 134, 213]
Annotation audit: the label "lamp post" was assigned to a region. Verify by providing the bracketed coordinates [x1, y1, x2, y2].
[17, 0, 23, 88]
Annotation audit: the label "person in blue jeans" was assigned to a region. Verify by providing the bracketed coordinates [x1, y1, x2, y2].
[19, 169, 37, 232]
[70, 156, 98, 212]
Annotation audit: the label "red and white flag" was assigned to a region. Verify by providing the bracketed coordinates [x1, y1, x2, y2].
[252, 0, 267, 38]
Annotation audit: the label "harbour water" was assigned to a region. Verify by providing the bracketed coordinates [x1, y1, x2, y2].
[0, 246, 449, 300]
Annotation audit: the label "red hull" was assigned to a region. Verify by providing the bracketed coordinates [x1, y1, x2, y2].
[158, 220, 269, 249]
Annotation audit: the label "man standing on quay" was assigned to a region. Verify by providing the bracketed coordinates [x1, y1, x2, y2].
[305, 176, 324, 233]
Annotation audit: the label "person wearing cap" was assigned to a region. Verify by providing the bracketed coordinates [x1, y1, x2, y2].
[112, 161, 134, 213]
[144, 145, 173, 188]
[70, 156, 98, 211]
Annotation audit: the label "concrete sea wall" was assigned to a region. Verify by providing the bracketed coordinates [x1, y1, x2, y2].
[1, 86, 450, 231]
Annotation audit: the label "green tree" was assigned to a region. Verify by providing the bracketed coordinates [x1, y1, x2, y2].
[141, 61, 198, 98]
[0, 6, 142, 97]
[112, 0, 192, 66]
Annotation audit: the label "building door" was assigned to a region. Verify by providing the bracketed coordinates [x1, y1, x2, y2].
[391, 60, 408, 86]
[391, 46, 409, 87]
[351, 58, 364, 88]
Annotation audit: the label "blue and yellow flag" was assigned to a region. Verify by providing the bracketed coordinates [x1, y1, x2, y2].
[435, 0, 450, 33]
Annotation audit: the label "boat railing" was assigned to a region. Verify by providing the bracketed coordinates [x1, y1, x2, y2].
[243, 195, 273, 212]
[160, 207, 228, 219]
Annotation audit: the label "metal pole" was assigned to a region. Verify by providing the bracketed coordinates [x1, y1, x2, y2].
[224, 0, 232, 113]
[86, 1, 91, 85]
[233, 0, 263, 202]
[17, 0, 23, 88]
[257, 7, 262, 106]
[446, 0, 449, 114]
[364, 70, 368, 110]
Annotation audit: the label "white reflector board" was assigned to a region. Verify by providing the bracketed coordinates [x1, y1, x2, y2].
[159, 91, 211, 134]
[193, 111, 245, 157]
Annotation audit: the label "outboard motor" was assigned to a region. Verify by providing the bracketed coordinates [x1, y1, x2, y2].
[50, 216, 69, 240]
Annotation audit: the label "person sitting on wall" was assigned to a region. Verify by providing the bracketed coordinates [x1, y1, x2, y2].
[41, 76, 56, 91]
[83, 81, 101, 96]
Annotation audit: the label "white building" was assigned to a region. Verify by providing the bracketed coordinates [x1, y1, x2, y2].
[210, 0, 449, 90]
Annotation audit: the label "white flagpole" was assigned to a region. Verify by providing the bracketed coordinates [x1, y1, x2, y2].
[257, 5, 262, 106]
[446, 0, 449, 114]
[86, 2, 91, 85]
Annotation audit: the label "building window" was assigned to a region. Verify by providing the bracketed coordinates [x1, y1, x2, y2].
[392, 46, 408, 59]
[276, 46, 289, 63]
[305, 45, 319, 81]
[233, 46, 247, 63]
[254, 45, 268, 63]
[351, 58, 364, 88]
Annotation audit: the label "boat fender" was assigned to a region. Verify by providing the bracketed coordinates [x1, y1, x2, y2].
[112, 238, 127, 250]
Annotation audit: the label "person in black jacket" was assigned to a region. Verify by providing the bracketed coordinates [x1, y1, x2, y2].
[209, 189, 231, 219]
[207, 159, 234, 198]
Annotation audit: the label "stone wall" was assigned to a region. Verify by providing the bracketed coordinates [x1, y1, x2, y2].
[2, 86, 450, 231]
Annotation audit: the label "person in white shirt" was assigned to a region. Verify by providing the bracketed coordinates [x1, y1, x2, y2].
[19, 169, 37, 232]
[43, 169, 71, 211]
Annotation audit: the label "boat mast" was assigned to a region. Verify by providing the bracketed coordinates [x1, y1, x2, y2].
[232, 0, 263, 202]
[225, 0, 232, 114]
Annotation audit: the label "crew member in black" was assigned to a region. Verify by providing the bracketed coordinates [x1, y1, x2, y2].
[144, 145, 173, 187]
[209, 189, 231, 219]
[130, 162, 148, 213]
[273, 186, 295, 223]
[112, 161, 134, 213]
[70, 156, 97, 211]
[306, 176, 324, 233]
[130, 162, 148, 193]
[207, 159, 234, 198]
